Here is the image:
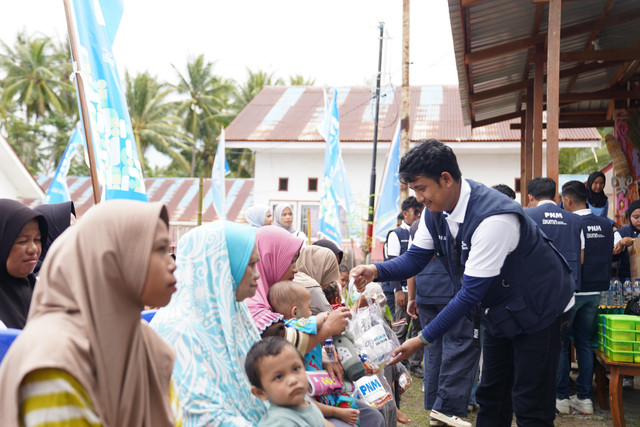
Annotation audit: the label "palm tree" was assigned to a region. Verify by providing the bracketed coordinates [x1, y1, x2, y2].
[288, 74, 316, 85]
[234, 68, 284, 111]
[125, 71, 192, 174]
[0, 32, 73, 169]
[172, 55, 236, 176]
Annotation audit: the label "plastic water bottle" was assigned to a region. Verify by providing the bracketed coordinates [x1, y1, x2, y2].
[324, 339, 336, 361]
[612, 278, 622, 307]
[634, 278, 640, 298]
[605, 279, 614, 307]
[623, 278, 633, 305]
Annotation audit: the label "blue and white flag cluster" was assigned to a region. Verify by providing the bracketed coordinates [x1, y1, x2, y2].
[70, 0, 147, 201]
[211, 128, 230, 219]
[318, 89, 360, 245]
[44, 125, 83, 204]
[374, 119, 401, 240]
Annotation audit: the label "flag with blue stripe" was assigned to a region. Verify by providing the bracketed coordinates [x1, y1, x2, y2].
[71, 0, 147, 201]
[44, 125, 83, 204]
[374, 119, 401, 240]
[211, 128, 229, 219]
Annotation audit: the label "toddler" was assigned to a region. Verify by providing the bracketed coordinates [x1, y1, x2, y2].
[323, 282, 342, 310]
[269, 281, 361, 426]
[245, 337, 330, 427]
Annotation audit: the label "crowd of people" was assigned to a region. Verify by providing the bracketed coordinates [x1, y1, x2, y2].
[0, 139, 628, 427]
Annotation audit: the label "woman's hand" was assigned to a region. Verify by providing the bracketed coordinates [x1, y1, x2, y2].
[322, 359, 344, 384]
[322, 307, 352, 336]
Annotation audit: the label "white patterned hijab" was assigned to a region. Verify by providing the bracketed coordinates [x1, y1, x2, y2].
[150, 221, 266, 426]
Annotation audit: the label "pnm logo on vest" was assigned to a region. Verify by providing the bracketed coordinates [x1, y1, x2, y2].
[587, 225, 602, 232]
[544, 212, 563, 218]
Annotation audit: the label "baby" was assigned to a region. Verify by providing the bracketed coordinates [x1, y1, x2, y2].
[269, 281, 361, 426]
[245, 337, 330, 427]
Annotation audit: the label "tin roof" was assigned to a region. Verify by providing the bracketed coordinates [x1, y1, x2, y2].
[225, 85, 600, 143]
[29, 177, 254, 224]
[447, 0, 640, 127]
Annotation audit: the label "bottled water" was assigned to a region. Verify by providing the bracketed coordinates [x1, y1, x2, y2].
[605, 278, 614, 307]
[634, 278, 640, 298]
[324, 339, 336, 361]
[612, 277, 622, 307]
[623, 278, 633, 305]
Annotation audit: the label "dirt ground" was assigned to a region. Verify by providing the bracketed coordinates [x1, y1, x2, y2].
[399, 372, 640, 426]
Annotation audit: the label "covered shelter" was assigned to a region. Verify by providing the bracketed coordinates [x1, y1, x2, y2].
[447, 0, 640, 213]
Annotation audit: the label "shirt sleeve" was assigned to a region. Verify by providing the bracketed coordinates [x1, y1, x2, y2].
[386, 231, 401, 257]
[463, 213, 520, 278]
[614, 231, 622, 245]
[411, 217, 435, 250]
[374, 245, 435, 282]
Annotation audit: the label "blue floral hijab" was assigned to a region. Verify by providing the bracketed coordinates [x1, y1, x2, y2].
[151, 221, 266, 426]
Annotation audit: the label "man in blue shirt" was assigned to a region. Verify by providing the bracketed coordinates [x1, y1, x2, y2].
[352, 140, 574, 427]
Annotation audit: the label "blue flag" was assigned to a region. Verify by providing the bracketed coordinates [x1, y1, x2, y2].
[71, 0, 147, 201]
[374, 119, 401, 240]
[319, 89, 359, 245]
[211, 128, 229, 219]
[44, 126, 83, 204]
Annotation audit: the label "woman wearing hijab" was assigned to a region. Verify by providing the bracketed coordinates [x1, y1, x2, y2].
[586, 171, 609, 218]
[243, 204, 272, 228]
[0, 200, 180, 426]
[294, 245, 341, 315]
[0, 199, 48, 329]
[150, 221, 265, 426]
[613, 200, 640, 279]
[33, 201, 76, 275]
[273, 203, 307, 241]
[313, 239, 344, 265]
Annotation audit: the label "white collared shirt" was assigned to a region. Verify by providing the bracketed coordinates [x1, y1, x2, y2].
[412, 178, 520, 277]
[385, 220, 412, 258]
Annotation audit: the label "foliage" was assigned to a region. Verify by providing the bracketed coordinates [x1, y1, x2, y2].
[558, 128, 612, 174]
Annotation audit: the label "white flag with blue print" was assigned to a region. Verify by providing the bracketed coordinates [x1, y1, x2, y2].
[211, 128, 229, 219]
[374, 119, 401, 240]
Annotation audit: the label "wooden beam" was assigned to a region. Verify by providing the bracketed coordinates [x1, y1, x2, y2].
[464, 7, 640, 65]
[470, 61, 622, 103]
[560, 48, 640, 63]
[471, 111, 522, 128]
[546, 0, 561, 185]
[560, 89, 640, 102]
[524, 89, 534, 205]
[533, 44, 545, 178]
[511, 119, 614, 129]
[461, 0, 486, 6]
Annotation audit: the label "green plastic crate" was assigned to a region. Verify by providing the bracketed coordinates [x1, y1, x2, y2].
[603, 343, 640, 363]
[602, 314, 640, 330]
[604, 336, 636, 352]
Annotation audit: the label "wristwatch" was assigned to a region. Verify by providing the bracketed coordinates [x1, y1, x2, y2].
[418, 331, 430, 346]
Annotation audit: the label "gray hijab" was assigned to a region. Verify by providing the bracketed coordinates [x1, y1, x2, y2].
[274, 203, 296, 233]
[244, 205, 270, 228]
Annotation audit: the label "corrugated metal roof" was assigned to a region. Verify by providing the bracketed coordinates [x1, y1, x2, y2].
[225, 85, 600, 143]
[28, 177, 254, 224]
[448, 0, 640, 127]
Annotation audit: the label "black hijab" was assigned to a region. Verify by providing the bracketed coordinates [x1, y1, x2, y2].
[312, 239, 344, 264]
[33, 201, 76, 274]
[0, 199, 48, 329]
[587, 171, 608, 208]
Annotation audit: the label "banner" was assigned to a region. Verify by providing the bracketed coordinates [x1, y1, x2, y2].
[318, 89, 360, 244]
[44, 126, 83, 204]
[211, 128, 229, 219]
[374, 119, 401, 240]
[71, 0, 147, 201]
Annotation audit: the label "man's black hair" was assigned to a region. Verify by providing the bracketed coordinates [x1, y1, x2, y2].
[399, 139, 461, 184]
[401, 196, 422, 213]
[492, 184, 516, 200]
[527, 177, 556, 200]
[245, 336, 303, 389]
[561, 180, 587, 205]
[397, 212, 404, 221]
[339, 264, 350, 274]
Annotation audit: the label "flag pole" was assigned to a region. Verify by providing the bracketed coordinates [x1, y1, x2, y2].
[63, 0, 101, 205]
[365, 22, 384, 263]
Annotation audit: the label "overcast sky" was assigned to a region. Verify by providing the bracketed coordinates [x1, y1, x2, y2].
[0, 0, 459, 88]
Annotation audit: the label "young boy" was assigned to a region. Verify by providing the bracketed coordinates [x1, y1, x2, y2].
[245, 337, 331, 427]
[268, 281, 361, 426]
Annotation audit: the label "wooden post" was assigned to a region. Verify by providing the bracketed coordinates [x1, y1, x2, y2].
[63, 0, 101, 204]
[197, 176, 203, 225]
[546, 0, 561, 185]
[400, 0, 411, 201]
[533, 43, 545, 178]
[525, 88, 534, 204]
[520, 112, 526, 205]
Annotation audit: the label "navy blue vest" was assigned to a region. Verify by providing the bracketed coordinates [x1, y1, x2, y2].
[615, 225, 640, 279]
[423, 180, 574, 339]
[415, 254, 456, 305]
[525, 203, 582, 289]
[382, 226, 410, 292]
[580, 214, 614, 292]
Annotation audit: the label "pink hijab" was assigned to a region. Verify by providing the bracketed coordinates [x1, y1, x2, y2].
[245, 225, 303, 333]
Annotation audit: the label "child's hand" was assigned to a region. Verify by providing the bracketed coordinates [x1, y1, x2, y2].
[335, 407, 360, 426]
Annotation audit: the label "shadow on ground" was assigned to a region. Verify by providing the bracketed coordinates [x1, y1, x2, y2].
[399, 373, 640, 426]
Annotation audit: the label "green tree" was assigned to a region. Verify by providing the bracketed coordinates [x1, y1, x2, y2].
[125, 71, 192, 175]
[234, 68, 284, 111]
[172, 55, 236, 176]
[0, 32, 74, 171]
[558, 128, 612, 174]
[288, 74, 316, 85]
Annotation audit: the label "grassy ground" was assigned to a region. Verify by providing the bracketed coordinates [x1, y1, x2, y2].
[398, 373, 640, 426]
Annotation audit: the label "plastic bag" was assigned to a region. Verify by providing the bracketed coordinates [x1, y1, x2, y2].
[395, 361, 412, 396]
[624, 296, 640, 316]
[353, 372, 394, 408]
[348, 293, 400, 370]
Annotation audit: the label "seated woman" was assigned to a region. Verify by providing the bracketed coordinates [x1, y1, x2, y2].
[33, 201, 76, 275]
[0, 199, 48, 329]
[151, 221, 266, 426]
[0, 200, 181, 426]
